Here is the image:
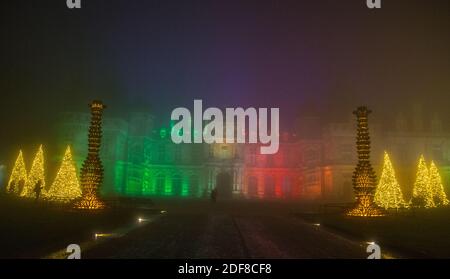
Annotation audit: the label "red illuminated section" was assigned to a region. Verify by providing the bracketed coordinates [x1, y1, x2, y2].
[240, 133, 322, 200]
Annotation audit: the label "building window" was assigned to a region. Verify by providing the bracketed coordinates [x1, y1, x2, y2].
[172, 175, 182, 196]
[307, 175, 318, 185]
[158, 144, 165, 162]
[325, 173, 332, 188]
[190, 175, 199, 198]
[282, 177, 292, 198]
[156, 174, 165, 195]
[209, 146, 214, 158]
[220, 145, 230, 158]
[304, 148, 318, 163]
[264, 176, 275, 198]
[248, 176, 258, 197]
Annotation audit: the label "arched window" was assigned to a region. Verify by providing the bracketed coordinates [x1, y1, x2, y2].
[282, 176, 292, 198]
[248, 176, 258, 198]
[189, 175, 199, 198]
[172, 175, 182, 196]
[208, 146, 214, 158]
[157, 144, 165, 162]
[265, 176, 275, 198]
[156, 174, 165, 195]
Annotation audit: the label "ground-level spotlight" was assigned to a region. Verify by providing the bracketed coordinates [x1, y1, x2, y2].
[94, 233, 114, 240]
[160, 210, 167, 214]
[138, 217, 150, 223]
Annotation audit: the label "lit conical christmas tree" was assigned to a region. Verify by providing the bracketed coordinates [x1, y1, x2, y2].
[429, 161, 449, 207]
[411, 155, 435, 208]
[7, 150, 28, 195]
[46, 146, 82, 202]
[21, 145, 46, 198]
[374, 152, 408, 210]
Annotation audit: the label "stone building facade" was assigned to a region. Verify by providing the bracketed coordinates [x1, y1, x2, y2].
[56, 110, 450, 202]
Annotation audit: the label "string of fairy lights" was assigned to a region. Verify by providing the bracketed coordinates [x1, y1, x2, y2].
[374, 152, 409, 210]
[7, 146, 448, 210]
[45, 146, 82, 201]
[74, 101, 106, 210]
[4, 104, 449, 214]
[347, 106, 449, 217]
[7, 145, 82, 202]
[21, 145, 46, 198]
[7, 150, 27, 195]
[347, 107, 385, 217]
[374, 153, 449, 210]
[5, 101, 107, 210]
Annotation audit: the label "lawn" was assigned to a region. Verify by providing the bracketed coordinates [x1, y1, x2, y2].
[0, 195, 157, 258]
[295, 207, 450, 258]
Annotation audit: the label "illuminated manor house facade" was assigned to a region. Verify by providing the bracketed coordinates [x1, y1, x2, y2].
[57, 108, 450, 202]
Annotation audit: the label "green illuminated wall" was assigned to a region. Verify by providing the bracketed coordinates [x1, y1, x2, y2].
[57, 112, 207, 198]
[122, 132, 205, 197]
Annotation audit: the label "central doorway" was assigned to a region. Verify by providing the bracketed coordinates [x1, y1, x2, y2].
[216, 172, 233, 199]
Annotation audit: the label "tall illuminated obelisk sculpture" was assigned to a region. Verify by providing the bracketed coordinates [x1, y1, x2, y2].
[75, 101, 106, 210]
[347, 106, 384, 217]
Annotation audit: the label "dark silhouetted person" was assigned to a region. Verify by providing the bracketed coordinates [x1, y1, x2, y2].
[33, 180, 43, 201]
[8, 180, 16, 193]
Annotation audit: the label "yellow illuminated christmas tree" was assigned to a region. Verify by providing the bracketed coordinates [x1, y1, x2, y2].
[46, 146, 82, 202]
[374, 152, 408, 210]
[411, 155, 435, 208]
[7, 150, 28, 195]
[429, 161, 449, 207]
[21, 145, 46, 198]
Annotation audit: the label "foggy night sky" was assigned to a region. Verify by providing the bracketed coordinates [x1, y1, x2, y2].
[0, 0, 449, 160]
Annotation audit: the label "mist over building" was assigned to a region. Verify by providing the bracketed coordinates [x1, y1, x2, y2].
[55, 104, 450, 203]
